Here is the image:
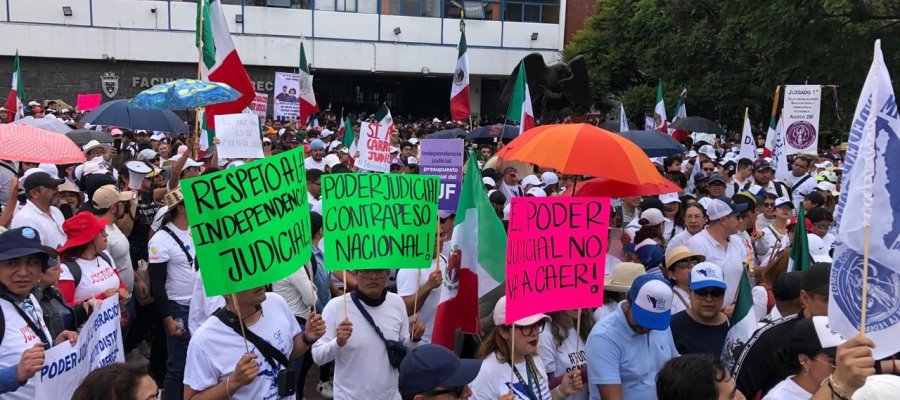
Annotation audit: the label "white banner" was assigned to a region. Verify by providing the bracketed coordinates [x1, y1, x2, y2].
[215, 113, 265, 159]
[36, 296, 124, 399]
[783, 85, 822, 155]
[250, 92, 268, 120]
[355, 121, 393, 173]
[273, 72, 300, 121]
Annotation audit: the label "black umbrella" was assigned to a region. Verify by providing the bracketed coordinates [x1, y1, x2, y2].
[66, 128, 114, 146]
[669, 116, 724, 135]
[428, 128, 468, 139]
[467, 124, 519, 143]
[600, 120, 638, 133]
[618, 130, 687, 157]
[81, 99, 189, 133]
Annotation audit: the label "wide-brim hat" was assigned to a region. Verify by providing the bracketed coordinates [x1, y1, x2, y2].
[604, 262, 646, 292]
[58, 211, 109, 254]
[664, 246, 705, 269]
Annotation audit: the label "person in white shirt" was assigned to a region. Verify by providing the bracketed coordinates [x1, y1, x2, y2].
[763, 316, 843, 400]
[396, 255, 446, 346]
[726, 158, 755, 198]
[498, 167, 523, 205]
[312, 269, 425, 400]
[272, 260, 319, 395]
[538, 310, 594, 400]
[183, 287, 326, 400]
[754, 197, 792, 269]
[306, 169, 323, 213]
[663, 246, 705, 315]
[305, 139, 327, 171]
[785, 157, 817, 209]
[10, 171, 67, 249]
[687, 198, 749, 305]
[667, 203, 708, 249]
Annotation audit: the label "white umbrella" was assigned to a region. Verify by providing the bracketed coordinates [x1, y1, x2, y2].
[12, 116, 72, 133]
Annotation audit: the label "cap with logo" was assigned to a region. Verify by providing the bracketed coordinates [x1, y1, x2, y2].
[406, 156, 418, 166]
[627, 275, 674, 330]
[398, 344, 481, 398]
[689, 262, 727, 291]
[753, 159, 774, 172]
[807, 234, 832, 263]
[705, 198, 749, 221]
[0, 227, 58, 269]
[774, 196, 794, 209]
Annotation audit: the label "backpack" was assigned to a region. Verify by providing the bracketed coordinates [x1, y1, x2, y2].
[64, 252, 114, 287]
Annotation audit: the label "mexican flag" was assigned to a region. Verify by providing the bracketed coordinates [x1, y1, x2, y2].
[3, 52, 25, 123]
[431, 153, 506, 350]
[654, 81, 668, 133]
[721, 269, 756, 372]
[196, 0, 255, 151]
[671, 87, 687, 121]
[375, 103, 393, 130]
[763, 86, 781, 158]
[340, 116, 355, 148]
[449, 19, 470, 121]
[788, 206, 811, 272]
[506, 61, 535, 134]
[298, 42, 319, 126]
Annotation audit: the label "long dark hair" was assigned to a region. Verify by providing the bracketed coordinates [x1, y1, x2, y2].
[71, 363, 152, 400]
[548, 310, 594, 348]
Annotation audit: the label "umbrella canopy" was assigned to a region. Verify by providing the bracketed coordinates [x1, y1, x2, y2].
[496, 123, 664, 184]
[12, 116, 71, 133]
[81, 100, 189, 133]
[428, 128, 468, 139]
[66, 128, 114, 146]
[669, 116, 724, 135]
[0, 124, 86, 164]
[617, 130, 687, 157]
[561, 177, 682, 198]
[467, 124, 519, 142]
[129, 79, 241, 110]
[599, 120, 638, 133]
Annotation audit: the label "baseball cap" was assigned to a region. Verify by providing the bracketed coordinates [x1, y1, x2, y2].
[406, 156, 419, 166]
[320, 129, 334, 138]
[659, 193, 680, 204]
[753, 159, 774, 172]
[774, 196, 794, 209]
[23, 171, 65, 192]
[390, 146, 400, 154]
[309, 139, 326, 150]
[634, 240, 664, 271]
[627, 275, 674, 330]
[137, 149, 159, 161]
[705, 198, 748, 220]
[110, 128, 123, 137]
[664, 246, 704, 269]
[686, 150, 698, 158]
[693, 171, 708, 182]
[150, 132, 166, 141]
[689, 262, 727, 291]
[699, 144, 717, 160]
[526, 187, 546, 197]
[438, 210, 455, 220]
[399, 344, 481, 398]
[521, 174, 543, 188]
[800, 262, 831, 295]
[604, 262, 646, 292]
[540, 171, 559, 186]
[0, 227, 57, 269]
[708, 172, 727, 185]
[808, 234, 832, 263]
[92, 185, 133, 209]
[789, 316, 846, 358]
[639, 208, 666, 226]
[324, 154, 341, 169]
[772, 271, 803, 301]
[482, 177, 496, 188]
[492, 296, 550, 326]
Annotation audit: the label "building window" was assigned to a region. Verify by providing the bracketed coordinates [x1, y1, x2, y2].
[503, 0, 558, 23]
[385, 0, 441, 17]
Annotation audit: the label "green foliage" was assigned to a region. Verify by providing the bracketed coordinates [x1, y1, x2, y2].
[565, 0, 900, 141]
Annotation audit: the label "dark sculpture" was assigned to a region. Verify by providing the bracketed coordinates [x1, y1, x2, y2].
[500, 54, 592, 122]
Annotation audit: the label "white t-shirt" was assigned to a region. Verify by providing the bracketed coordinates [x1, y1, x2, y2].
[538, 327, 588, 400]
[670, 286, 691, 315]
[762, 376, 813, 400]
[148, 223, 197, 305]
[106, 223, 134, 292]
[188, 275, 225, 334]
[304, 156, 326, 171]
[666, 230, 696, 250]
[754, 225, 790, 268]
[272, 262, 317, 320]
[311, 292, 409, 400]
[470, 354, 553, 400]
[10, 201, 67, 248]
[396, 256, 446, 346]
[184, 293, 302, 400]
[60, 251, 121, 303]
[0, 295, 52, 400]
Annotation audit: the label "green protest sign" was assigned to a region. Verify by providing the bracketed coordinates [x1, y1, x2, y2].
[321, 173, 440, 270]
[181, 148, 312, 296]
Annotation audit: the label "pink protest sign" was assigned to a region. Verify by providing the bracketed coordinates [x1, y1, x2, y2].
[505, 196, 611, 324]
[76, 94, 102, 111]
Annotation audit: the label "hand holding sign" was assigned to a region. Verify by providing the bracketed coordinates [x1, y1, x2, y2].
[304, 313, 327, 342]
[17, 343, 45, 383]
[233, 353, 260, 386]
[336, 318, 353, 347]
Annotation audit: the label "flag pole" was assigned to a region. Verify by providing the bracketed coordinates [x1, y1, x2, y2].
[571, 177, 582, 353]
[769, 86, 781, 127]
[860, 227, 872, 334]
[343, 272, 348, 319]
[194, 0, 205, 159]
[230, 293, 251, 354]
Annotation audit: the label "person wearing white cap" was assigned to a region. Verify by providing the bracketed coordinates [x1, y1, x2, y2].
[520, 174, 544, 194]
[686, 198, 749, 305]
[136, 149, 159, 164]
[659, 193, 685, 242]
[670, 262, 730, 356]
[807, 234, 832, 264]
[482, 176, 496, 191]
[10, 171, 67, 248]
[754, 197, 792, 268]
[167, 146, 204, 190]
[469, 296, 583, 400]
[541, 171, 560, 195]
[586, 274, 677, 400]
[526, 187, 547, 197]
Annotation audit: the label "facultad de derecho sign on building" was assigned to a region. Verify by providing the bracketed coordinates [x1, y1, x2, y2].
[130, 76, 274, 92]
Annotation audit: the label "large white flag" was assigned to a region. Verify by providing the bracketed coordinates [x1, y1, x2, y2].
[829, 40, 900, 359]
[739, 109, 758, 161]
[771, 117, 790, 182]
[619, 104, 630, 133]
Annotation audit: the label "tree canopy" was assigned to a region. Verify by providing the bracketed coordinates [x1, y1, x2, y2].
[564, 0, 900, 141]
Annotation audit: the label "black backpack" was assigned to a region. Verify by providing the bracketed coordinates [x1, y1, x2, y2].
[64, 252, 115, 287]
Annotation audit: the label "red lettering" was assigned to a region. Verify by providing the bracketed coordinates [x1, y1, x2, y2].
[366, 123, 383, 139]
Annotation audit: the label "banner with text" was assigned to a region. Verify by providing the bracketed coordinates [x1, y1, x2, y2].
[273, 72, 300, 121]
[183, 148, 312, 296]
[355, 121, 394, 173]
[215, 113, 265, 159]
[505, 197, 611, 324]
[36, 296, 124, 399]
[419, 139, 464, 211]
[250, 92, 269, 120]
[783, 85, 822, 155]
[321, 173, 440, 270]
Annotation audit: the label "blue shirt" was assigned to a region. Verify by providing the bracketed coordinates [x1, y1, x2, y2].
[311, 246, 331, 312]
[585, 301, 678, 400]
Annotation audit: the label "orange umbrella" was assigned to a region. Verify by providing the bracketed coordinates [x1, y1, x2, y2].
[496, 123, 664, 184]
[561, 177, 682, 198]
[0, 124, 86, 164]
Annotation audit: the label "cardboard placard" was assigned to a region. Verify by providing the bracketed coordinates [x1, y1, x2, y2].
[250, 92, 268, 119]
[214, 113, 265, 159]
[273, 72, 300, 121]
[355, 121, 393, 173]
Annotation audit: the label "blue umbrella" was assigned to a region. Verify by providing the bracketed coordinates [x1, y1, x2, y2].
[428, 128, 468, 139]
[129, 79, 240, 110]
[618, 130, 687, 157]
[467, 124, 519, 142]
[81, 100, 189, 133]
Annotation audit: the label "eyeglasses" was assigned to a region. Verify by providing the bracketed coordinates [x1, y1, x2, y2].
[425, 387, 465, 398]
[515, 321, 546, 336]
[671, 260, 695, 269]
[763, 202, 775, 208]
[702, 168, 716, 172]
[357, 270, 390, 278]
[693, 288, 725, 299]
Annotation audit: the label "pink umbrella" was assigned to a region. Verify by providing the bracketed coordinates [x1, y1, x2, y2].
[0, 124, 86, 164]
[561, 176, 683, 198]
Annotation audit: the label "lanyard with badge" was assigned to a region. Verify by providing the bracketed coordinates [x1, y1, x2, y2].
[510, 357, 543, 400]
[1, 293, 51, 349]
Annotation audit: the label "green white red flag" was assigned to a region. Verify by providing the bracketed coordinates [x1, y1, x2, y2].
[298, 42, 319, 126]
[3, 51, 25, 123]
[449, 18, 470, 121]
[506, 62, 534, 134]
[654, 81, 668, 133]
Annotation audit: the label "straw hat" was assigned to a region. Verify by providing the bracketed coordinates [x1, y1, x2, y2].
[664, 246, 705, 269]
[604, 262, 646, 292]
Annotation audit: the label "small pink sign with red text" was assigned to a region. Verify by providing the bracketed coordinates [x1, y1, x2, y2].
[505, 197, 611, 324]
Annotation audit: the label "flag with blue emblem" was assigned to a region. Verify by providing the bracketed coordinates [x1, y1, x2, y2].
[829, 39, 900, 359]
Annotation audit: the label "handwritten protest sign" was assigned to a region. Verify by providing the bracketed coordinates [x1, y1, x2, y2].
[419, 139, 464, 211]
[182, 148, 311, 295]
[355, 121, 393, 173]
[783, 85, 822, 155]
[76, 93, 102, 112]
[215, 113, 265, 159]
[505, 197, 611, 324]
[36, 296, 124, 399]
[273, 72, 300, 120]
[250, 92, 268, 119]
[321, 173, 440, 270]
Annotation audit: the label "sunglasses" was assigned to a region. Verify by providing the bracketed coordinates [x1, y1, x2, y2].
[425, 387, 465, 398]
[763, 202, 775, 208]
[694, 288, 725, 299]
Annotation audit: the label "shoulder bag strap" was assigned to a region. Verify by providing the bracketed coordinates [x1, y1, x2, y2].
[0, 295, 50, 349]
[349, 291, 388, 342]
[791, 175, 813, 192]
[212, 307, 289, 371]
[161, 226, 194, 265]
